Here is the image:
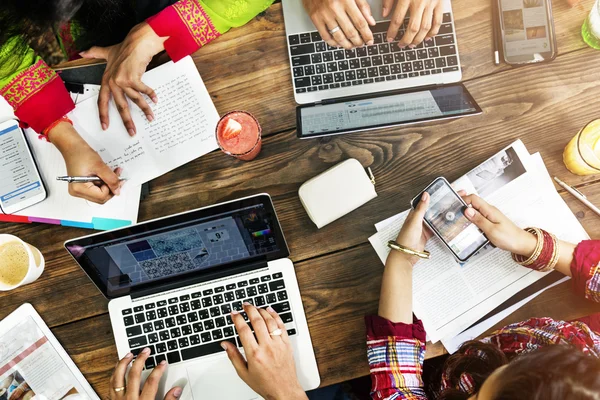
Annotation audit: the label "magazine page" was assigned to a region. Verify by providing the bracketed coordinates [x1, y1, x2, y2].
[368, 141, 589, 342]
[0, 315, 96, 400]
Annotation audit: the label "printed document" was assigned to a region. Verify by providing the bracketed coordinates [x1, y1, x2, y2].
[71, 56, 220, 186]
[0, 304, 98, 399]
[368, 140, 589, 343]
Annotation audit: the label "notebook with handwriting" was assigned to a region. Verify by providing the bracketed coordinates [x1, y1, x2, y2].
[71, 56, 220, 186]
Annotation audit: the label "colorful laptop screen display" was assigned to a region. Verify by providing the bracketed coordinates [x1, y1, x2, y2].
[65, 196, 288, 298]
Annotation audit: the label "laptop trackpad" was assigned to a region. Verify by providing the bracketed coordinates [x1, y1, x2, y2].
[186, 357, 259, 400]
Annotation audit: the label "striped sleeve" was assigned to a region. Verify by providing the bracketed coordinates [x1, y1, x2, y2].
[365, 316, 428, 400]
[571, 240, 600, 303]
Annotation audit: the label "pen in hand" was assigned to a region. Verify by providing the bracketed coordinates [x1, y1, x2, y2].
[56, 176, 128, 183]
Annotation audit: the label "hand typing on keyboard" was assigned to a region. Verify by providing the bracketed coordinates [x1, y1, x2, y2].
[301, 0, 443, 50]
[383, 0, 444, 48]
[221, 303, 307, 400]
[302, 0, 377, 49]
[109, 349, 182, 400]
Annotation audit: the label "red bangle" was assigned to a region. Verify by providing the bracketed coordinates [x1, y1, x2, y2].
[42, 116, 73, 136]
[512, 228, 559, 272]
[529, 230, 554, 271]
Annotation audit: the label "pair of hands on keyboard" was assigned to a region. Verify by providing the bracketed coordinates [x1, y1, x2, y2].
[109, 304, 306, 400]
[303, 0, 443, 49]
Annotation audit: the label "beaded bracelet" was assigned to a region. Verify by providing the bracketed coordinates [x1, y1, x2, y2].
[512, 228, 560, 272]
[42, 116, 73, 136]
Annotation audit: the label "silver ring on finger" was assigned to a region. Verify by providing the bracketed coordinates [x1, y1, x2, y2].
[269, 328, 283, 337]
[329, 26, 341, 35]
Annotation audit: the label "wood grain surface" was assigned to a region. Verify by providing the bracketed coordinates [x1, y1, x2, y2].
[3, 0, 600, 395]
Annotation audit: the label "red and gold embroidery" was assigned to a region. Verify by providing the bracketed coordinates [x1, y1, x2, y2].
[586, 263, 600, 303]
[173, 0, 221, 47]
[0, 60, 58, 109]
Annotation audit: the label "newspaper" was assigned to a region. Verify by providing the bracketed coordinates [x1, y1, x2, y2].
[368, 140, 589, 343]
[0, 304, 99, 400]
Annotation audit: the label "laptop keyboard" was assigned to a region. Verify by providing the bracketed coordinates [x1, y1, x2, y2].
[121, 272, 296, 370]
[288, 13, 458, 94]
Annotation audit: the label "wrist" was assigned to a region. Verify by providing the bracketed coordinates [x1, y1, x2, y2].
[48, 123, 87, 155]
[387, 250, 417, 268]
[514, 230, 538, 258]
[138, 21, 167, 55]
[274, 388, 307, 400]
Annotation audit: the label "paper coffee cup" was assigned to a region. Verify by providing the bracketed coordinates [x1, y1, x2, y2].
[0, 234, 44, 291]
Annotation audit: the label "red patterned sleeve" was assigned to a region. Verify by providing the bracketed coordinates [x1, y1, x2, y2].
[365, 316, 428, 400]
[570, 240, 600, 303]
[0, 59, 74, 133]
[146, 0, 221, 62]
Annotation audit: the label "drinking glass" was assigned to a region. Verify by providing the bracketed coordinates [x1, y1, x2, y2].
[563, 119, 600, 176]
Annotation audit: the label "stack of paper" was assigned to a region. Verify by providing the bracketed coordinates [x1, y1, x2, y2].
[0, 56, 219, 230]
[368, 140, 589, 351]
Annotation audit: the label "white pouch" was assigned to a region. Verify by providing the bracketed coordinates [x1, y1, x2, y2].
[298, 159, 377, 229]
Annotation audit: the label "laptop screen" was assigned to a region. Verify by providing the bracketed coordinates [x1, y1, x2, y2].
[65, 195, 288, 299]
[296, 83, 481, 138]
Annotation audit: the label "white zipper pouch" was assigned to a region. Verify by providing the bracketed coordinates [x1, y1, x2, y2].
[298, 159, 377, 229]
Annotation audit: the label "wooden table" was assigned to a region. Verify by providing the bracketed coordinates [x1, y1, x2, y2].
[2, 0, 600, 394]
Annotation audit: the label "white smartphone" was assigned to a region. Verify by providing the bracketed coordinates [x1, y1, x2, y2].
[0, 119, 47, 214]
[411, 177, 489, 262]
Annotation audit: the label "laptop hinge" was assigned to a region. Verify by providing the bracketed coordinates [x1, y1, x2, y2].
[130, 259, 269, 300]
[317, 98, 336, 105]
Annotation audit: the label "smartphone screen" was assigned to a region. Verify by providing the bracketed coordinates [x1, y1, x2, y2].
[0, 122, 46, 214]
[413, 178, 488, 261]
[499, 0, 556, 63]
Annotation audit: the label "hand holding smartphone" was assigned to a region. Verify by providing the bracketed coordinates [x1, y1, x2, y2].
[411, 177, 489, 262]
[0, 120, 47, 214]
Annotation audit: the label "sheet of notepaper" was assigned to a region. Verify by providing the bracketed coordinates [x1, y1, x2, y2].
[14, 129, 141, 228]
[0, 95, 140, 228]
[70, 56, 219, 186]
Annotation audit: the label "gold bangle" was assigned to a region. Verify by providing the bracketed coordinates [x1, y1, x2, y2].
[387, 241, 430, 259]
[512, 228, 544, 266]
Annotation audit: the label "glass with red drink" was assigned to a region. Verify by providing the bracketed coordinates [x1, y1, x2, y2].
[215, 111, 262, 161]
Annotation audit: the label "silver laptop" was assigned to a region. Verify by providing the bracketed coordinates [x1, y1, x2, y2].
[65, 194, 320, 399]
[283, 0, 482, 138]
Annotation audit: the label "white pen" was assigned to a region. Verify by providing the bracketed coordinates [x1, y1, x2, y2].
[554, 177, 600, 217]
[56, 176, 128, 183]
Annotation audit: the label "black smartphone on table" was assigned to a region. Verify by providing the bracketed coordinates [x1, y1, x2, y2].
[496, 0, 557, 65]
[411, 177, 489, 262]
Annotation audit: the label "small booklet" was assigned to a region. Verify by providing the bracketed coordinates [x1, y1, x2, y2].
[0, 303, 99, 399]
[368, 140, 589, 344]
[71, 56, 220, 186]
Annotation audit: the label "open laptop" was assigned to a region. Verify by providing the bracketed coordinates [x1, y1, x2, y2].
[65, 194, 320, 399]
[282, 0, 482, 138]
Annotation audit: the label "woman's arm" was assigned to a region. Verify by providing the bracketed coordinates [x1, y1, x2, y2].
[366, 193, 430, 400]
[379, 192, 431, 323]
[461, 193, 576, 277]
[0, 37, 74, 133]
[570, 240, 600, 302]
[461, 194, 600, 302]
[146, 0, 276, 62]
[80, 0, 275, 135]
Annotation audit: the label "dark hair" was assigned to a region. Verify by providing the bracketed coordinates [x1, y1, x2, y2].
[0, 0, 132, 75]
[436, 341, 600, 400]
